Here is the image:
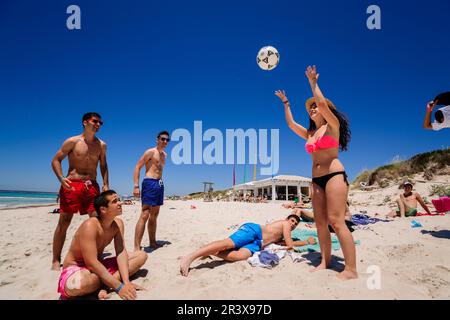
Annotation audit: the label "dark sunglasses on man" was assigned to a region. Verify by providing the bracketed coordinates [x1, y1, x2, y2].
[90, 119, 104, 126]
[160, 137, 170, 142]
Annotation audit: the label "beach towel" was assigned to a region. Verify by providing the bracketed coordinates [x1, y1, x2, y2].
[351, 214, 390, 225]
[291, 229, 360, 253]
[288, 251, 307, 263]
[415, 212, 445, 217]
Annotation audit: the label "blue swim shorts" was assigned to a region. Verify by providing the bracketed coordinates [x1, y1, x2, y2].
[229, 223, 262, 254]
[141, 178, 164, 206]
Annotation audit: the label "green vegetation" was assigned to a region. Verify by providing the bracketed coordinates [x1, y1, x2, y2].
[353, 148, 450, 189]
[185, 189, 232, 200]
[429, 184, 450, 197]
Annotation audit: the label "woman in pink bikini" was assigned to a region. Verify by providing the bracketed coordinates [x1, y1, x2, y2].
[275, 65, 357, 280]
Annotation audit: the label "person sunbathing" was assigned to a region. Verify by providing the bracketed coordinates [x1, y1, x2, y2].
[387, 182, 432, 217]
[57, 190, 147, 300]
[179, 215, 316, 277]
[293, 203, 354, 232]
[282, 199, 304, 209]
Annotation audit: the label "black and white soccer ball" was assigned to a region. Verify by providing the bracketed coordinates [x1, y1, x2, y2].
[256, 46, 280, 71]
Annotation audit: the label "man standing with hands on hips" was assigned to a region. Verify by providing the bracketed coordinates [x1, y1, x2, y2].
[51, 112, 109, 270]
[133, 131, 169, 251]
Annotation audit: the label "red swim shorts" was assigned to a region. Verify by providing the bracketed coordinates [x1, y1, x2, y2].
[59, 179, 100, 215]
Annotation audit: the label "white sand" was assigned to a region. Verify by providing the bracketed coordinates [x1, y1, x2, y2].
[0, 176, 449, 300]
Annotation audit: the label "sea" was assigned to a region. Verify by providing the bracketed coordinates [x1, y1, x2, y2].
[0, 190, 58, 209]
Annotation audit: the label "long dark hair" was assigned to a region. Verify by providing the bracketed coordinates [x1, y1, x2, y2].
[308, 106, 351, 151]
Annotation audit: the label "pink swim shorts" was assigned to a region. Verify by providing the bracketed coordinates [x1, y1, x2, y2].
[57, 257, 118, 299]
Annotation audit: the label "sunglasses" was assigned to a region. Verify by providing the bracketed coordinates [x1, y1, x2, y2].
[90, 119, 104, 126]
[159, 137, 170, 142]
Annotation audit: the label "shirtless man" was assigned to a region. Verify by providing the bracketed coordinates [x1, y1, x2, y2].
[133, 131, 169, 251]
[51, 112, 109, 270]
[423, 99, 450, 131]
[179, 215, 316, 277]
[388, 182, 432, 217]
[57, 190, 147, 300]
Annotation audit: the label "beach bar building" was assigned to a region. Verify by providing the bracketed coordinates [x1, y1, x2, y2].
[233, 175, 312, 202]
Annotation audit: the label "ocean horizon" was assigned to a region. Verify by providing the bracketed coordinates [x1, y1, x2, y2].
[0, 190, 58, 209]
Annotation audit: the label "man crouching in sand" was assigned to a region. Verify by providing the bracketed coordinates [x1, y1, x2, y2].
[57, 190, 147, 300]
[180, 215, 315, 277]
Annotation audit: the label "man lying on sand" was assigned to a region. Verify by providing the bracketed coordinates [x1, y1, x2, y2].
[388, 182, 432, 218]
[179, 214, 316, 277]
[57, 190, 147, 300]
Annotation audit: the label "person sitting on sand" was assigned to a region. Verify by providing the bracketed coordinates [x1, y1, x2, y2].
[57, 190, 147, 300]
[388, 182, 432, 218]
[179, 214, 316, 277]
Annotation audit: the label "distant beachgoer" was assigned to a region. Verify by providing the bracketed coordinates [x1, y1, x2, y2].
[57, 190, 147, 300]
[423, 100, 450, 131]
[51, 112, 109, 271]
[275, 65, 357, 280]
[293, 202, 355, 232]
[133, 131, 169, 251]
[387, 182, 432, 217]
[282, 197, 304, 209]
[179, 215, 316, 277]
[294, 201, 352, 223]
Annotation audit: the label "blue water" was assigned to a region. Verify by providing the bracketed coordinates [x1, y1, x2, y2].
[0, 190, 57, 208]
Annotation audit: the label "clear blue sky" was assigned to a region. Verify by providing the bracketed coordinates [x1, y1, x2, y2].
[0, 0, 449, 196]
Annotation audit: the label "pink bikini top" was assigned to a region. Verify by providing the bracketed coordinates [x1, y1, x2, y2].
[305, 135, 339, 154]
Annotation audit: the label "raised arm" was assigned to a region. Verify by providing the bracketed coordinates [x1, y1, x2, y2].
[423, 101, 435, 130]
[274, 90, 308, 140]
[416, 193, 432, 215]
[305, 66, 340, 132]
[133, 149, 153, 198]
[51, 137, 76, 191]
[99, 141, 109, 191]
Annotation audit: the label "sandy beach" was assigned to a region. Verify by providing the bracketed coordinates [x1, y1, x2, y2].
[0, 174, 449, 300]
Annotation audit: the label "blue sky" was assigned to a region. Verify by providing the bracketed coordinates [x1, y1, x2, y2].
[0, 0, 449, 196]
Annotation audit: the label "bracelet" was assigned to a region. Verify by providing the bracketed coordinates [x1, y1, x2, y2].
[58, 175, 65, 182]
[134, 185, 139, 188]
[283, 100, 289, 104]
[115, 282, 124, 294]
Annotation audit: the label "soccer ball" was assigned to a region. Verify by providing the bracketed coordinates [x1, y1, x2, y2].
[256, 46, 280, 71]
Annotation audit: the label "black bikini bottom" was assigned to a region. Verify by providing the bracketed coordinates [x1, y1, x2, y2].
[312, 171, 349, 191]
